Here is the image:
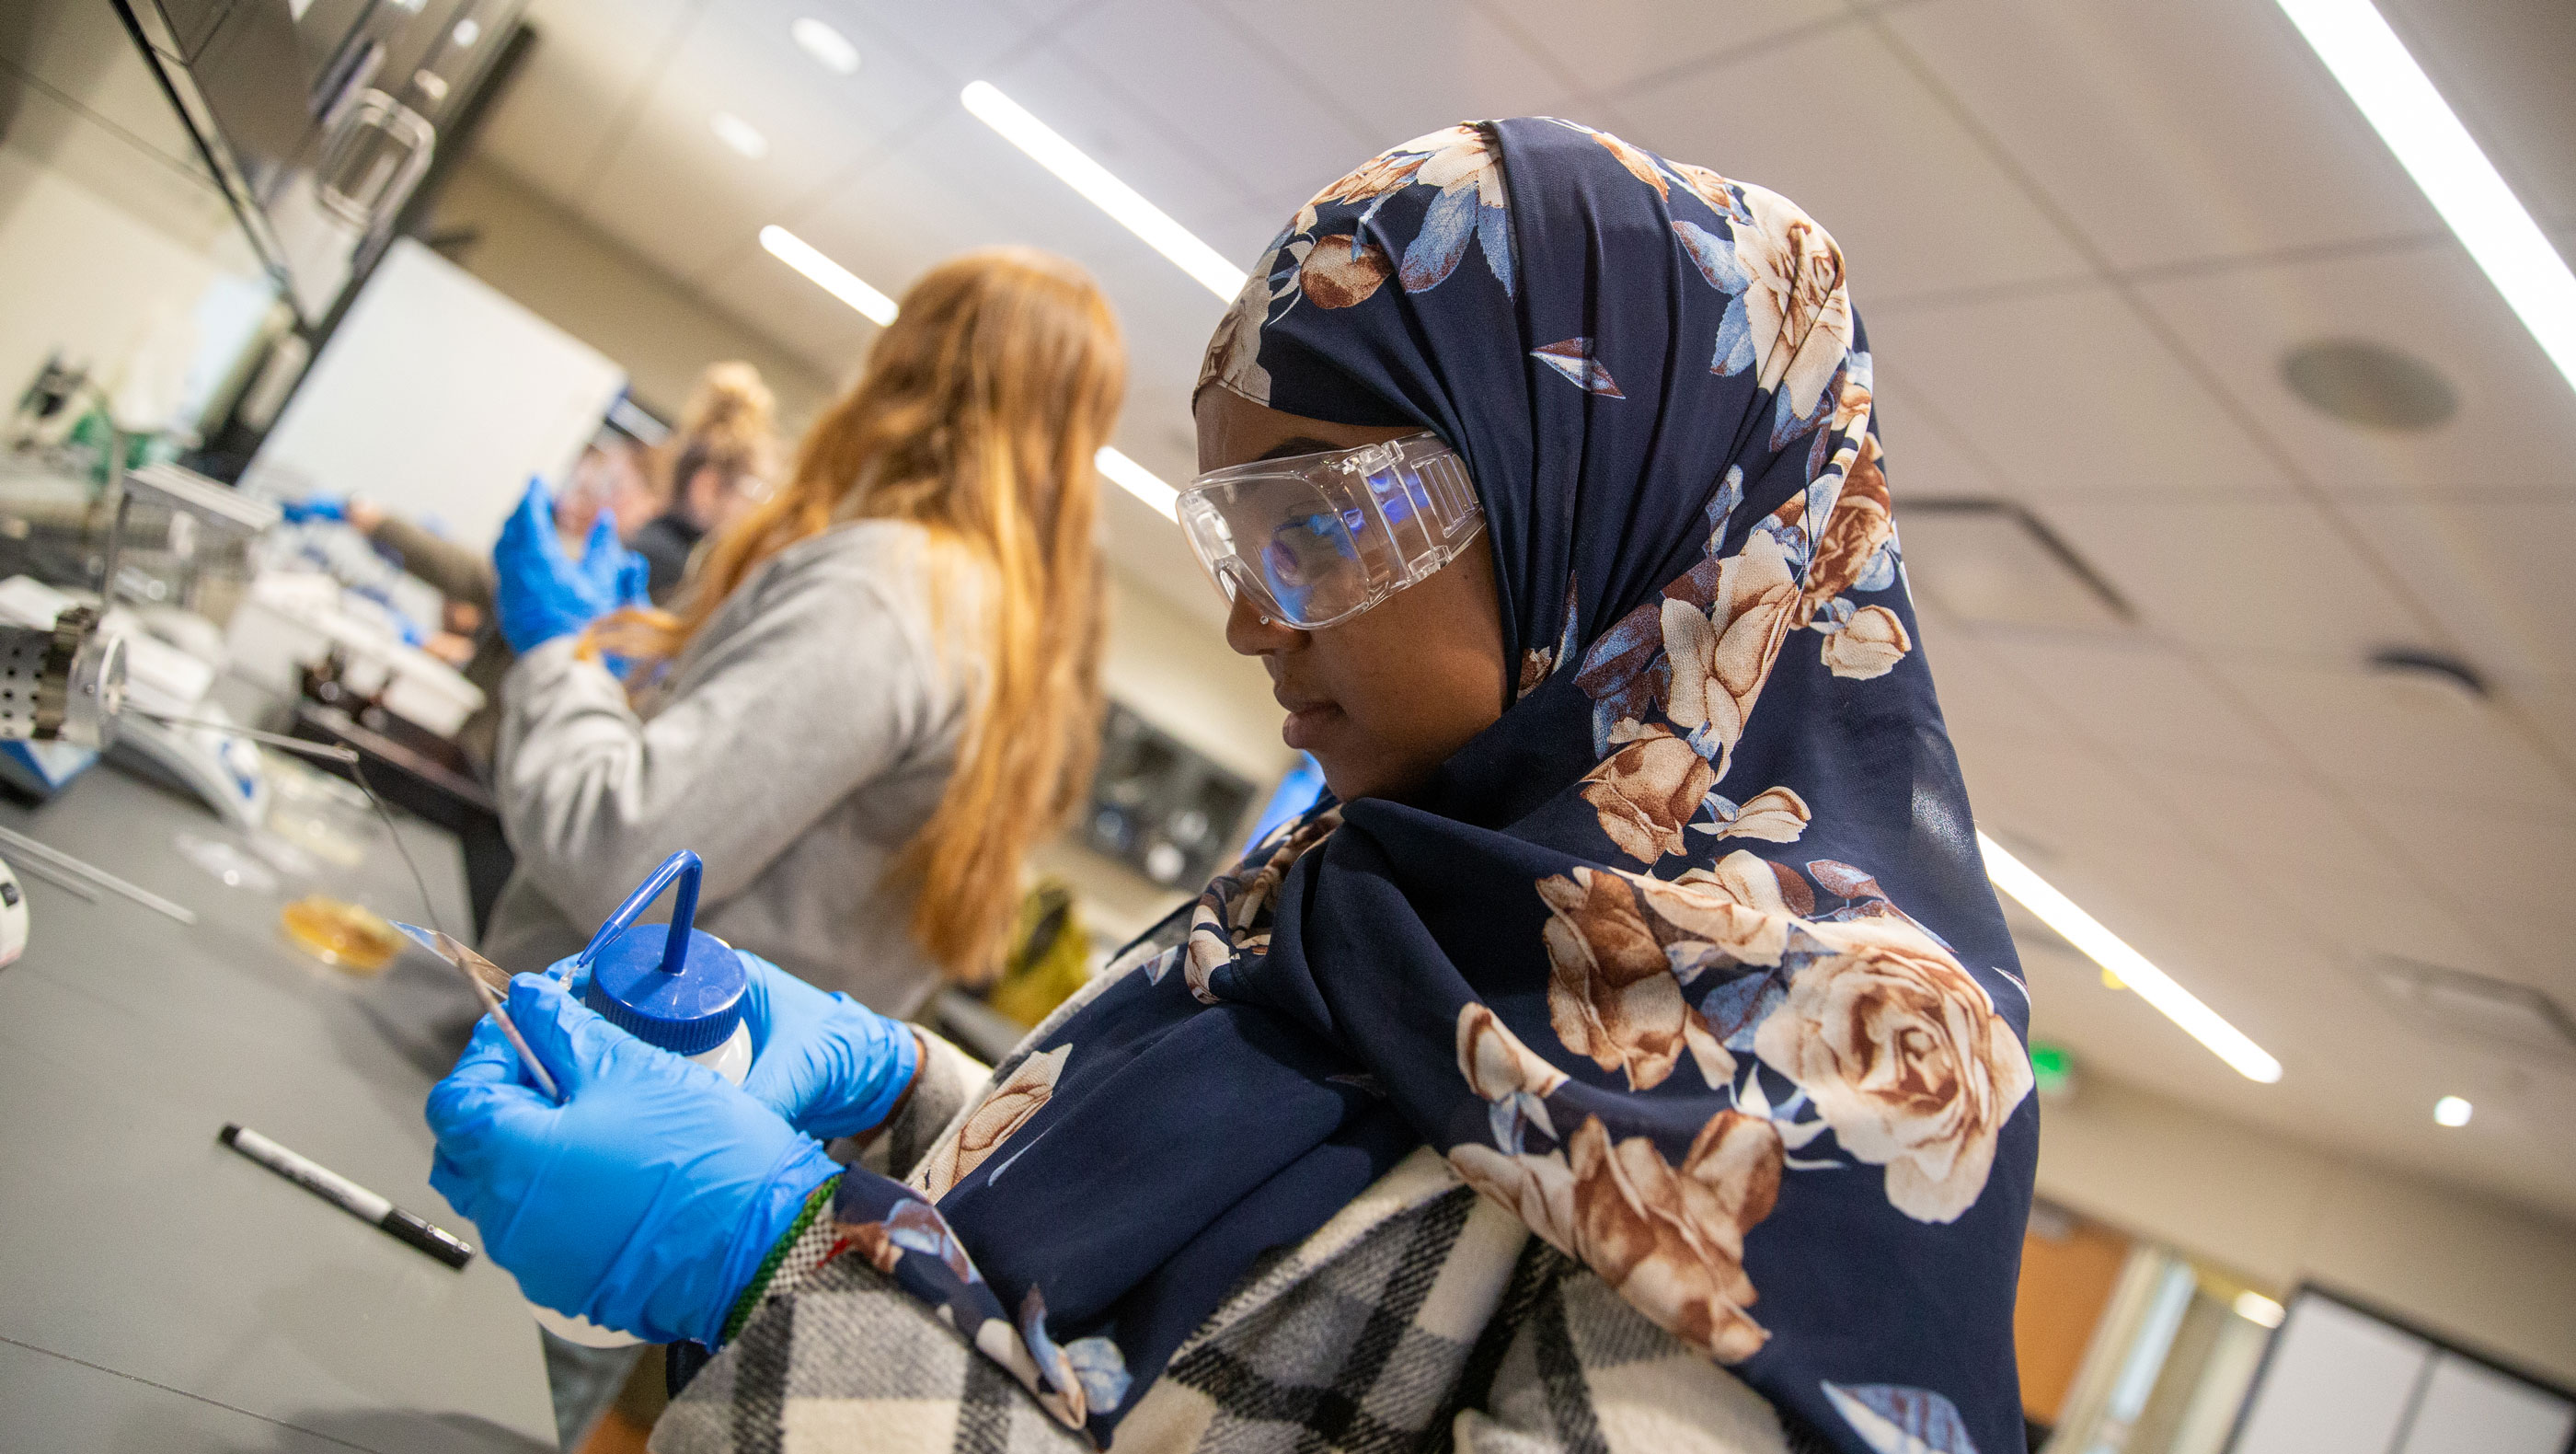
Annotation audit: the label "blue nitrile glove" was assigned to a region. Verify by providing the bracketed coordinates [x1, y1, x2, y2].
[279, 495, 346, 524]
[736, 950, 921, 1140]
[424, 975, 839, 1347]
[542, 949, 920, 1141]
[491, 481, 649, 652]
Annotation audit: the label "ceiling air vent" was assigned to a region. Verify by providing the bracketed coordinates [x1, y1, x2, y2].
[1898, 498, 2131, 630]
[2363, 955, 2576, 1072]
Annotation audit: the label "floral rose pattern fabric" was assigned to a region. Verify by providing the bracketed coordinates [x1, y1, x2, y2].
[828, 120, 2032, 1454]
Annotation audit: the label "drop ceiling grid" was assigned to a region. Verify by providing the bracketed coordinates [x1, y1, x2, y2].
[1938, 623, 2576, 1209]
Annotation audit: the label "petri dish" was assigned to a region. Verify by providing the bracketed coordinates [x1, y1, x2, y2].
[280, 895, 403, 975]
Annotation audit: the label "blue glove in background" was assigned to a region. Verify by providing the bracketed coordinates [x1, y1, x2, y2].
[491, 481, 650, 653]
[425, 976, 839, 1347]
[735, 951, 921, 1141]
[279, 495, 346, 525]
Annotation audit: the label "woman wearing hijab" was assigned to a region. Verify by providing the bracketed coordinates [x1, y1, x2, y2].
[429, 121, 2037, 1454]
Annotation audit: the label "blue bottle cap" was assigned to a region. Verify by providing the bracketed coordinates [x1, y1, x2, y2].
[575, 849, 742, 1057]
[581, 923, 746, 1057]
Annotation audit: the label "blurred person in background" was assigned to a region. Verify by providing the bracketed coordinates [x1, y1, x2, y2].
[480, 247, 1121, 1020]
[432, 121, 2039, 1454]
[630, 362, 781, 603]
[280, 430, 654, 767]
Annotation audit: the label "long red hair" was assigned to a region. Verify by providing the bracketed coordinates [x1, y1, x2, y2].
[594, 248, 1123, 980]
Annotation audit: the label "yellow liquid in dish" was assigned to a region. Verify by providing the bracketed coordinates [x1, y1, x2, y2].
[280, 896, 403, 975]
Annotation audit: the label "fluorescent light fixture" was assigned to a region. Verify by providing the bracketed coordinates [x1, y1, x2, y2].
[710, 111, 770, 160]
[1096, 446, 1177, 520]
[2433, 1094, 2473, 1127]
[960, 80, 1248, 301]
[1977, 832, 2284, 1084]
[791, 17, 861, 75]
[2233, 1291, 2286, 1329]
[758, 225, 898, 326]
[2274, 0, 2576, 393]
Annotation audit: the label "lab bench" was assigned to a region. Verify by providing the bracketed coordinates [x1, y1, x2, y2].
[0, 765, 557, 1450]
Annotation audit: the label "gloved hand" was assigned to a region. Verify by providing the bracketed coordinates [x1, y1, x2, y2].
[425, 975, 839, 1347]
[543, 949, 920, 1142]
[737, 951, 922, 1140]
[279, 495, 346, 524]
[491, 480, 651, 653]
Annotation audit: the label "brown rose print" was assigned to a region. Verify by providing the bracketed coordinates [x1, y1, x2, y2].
[1727, 185, 1854, 421]
[916, 1044, 1071, 1199]
[1457, 1002, 1571, 1102]
[1662, 528, 1800, 781]
[1538, 867, 1734, 1089]
[1822, 605, 1911, 680]
[1452, 1110, 1783, 1363]
[1581, 723, 1716, 862]
[1796, 436, 1892, 627]
[1713, 784, 1811, 844]
[1753, 918, 2034, 1223]
[1300, 236, 1393, 308]
[1186, 807, 1343, 1003]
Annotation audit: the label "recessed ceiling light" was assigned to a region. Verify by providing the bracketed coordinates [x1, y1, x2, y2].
[1096, 446, 1177, 520]
[450, 17, 480, 48]
[959, 80, 1248, 301]
[2282, 340, 2457, 431]
[2273, 0, 2576, 395]
[709, 110, 769, 160]
[1978, 833, 2284, 1084]
[2234, 1291, 2287, 1328]
[2433, 1094, 2473, 1127]
[790, 17, 860, 75]
[758, 225, 896, 325]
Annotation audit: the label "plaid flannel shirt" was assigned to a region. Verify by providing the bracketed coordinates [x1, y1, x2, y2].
[650, 949, 1814, 1454]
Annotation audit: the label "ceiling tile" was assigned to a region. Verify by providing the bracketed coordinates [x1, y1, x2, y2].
[478, 0, 696, 202]
[2352, 794, 2576, 994]
[1913, 617, 2080, 759]
[1470, 0, 1847, 98]
[2135, 758, 2502, 975]
[1058, 0, 1386, 226]
[1614, 21, 2091, 304]
[686, 243, 878, 382]
[1984, 635, 2295, 774]
[2377, 0, 2576, 228]
[2338, 496, 2576, 683]
[802, 0, 1050, 87]
[975, 41, 1284, 269]
[2135, 240, 2576, 498]
[2039, 498, 2432, 661]
[1204, 0, 1580, 154]
[570, 0, 949, 283]
[1878, 0, 2440, 272]
[1872, 369, 2007, 499]
[1863, 286, 2294, 499]
[2213, 659, 2576, 815]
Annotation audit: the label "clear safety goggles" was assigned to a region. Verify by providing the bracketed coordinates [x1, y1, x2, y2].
[1177, 433, 1484, 631]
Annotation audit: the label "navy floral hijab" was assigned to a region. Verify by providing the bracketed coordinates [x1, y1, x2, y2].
[822, 118, 2036, 1454]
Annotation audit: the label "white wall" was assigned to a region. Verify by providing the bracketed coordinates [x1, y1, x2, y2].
[426, 158, 837, 432]
[2039, 1073, 2576, 1389]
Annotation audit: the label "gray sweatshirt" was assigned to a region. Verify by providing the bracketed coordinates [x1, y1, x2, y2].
[480, 520, 979, 1017]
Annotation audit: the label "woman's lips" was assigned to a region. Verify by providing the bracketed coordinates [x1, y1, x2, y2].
[1280, 701, 1342, 752]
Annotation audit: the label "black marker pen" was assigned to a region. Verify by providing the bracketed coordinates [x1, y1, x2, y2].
[219, 1124, 475, 1270]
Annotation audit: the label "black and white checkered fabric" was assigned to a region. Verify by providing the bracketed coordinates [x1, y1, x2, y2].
[651, 1142, 1804, 1454]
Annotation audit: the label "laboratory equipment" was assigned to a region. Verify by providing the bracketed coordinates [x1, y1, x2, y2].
[522, 848, 755, 1349]
[576, 850, 754, 1087]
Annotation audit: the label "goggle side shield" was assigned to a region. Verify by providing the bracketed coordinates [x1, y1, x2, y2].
[1177, 434, 1483, 630]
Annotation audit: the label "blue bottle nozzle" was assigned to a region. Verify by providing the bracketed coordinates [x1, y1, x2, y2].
[577, 850, 746, 1059]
